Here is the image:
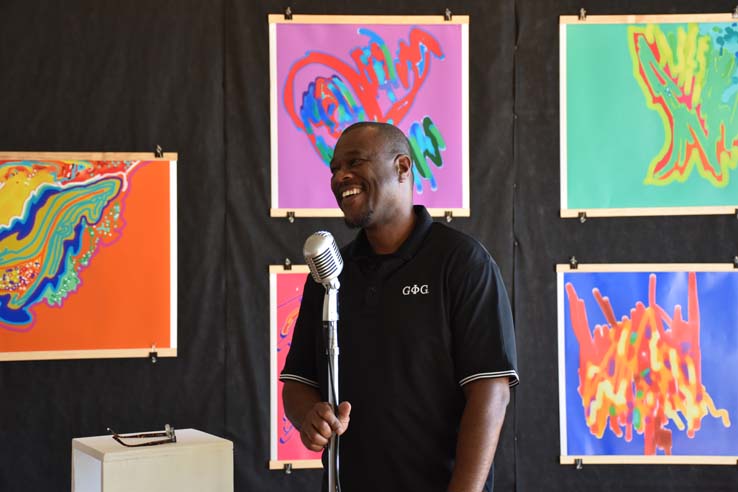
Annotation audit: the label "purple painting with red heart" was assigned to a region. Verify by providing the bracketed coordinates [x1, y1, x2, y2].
[273, 22, 467, 210]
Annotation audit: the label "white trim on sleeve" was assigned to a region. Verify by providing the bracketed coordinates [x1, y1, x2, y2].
[459, 370, 519, 388]
[279, 374, 320, 388]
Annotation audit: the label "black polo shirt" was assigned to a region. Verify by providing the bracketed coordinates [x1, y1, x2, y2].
[281, 205, 518, 492]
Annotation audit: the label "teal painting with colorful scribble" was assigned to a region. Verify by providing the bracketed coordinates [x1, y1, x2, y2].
[565, 21, 738, 210]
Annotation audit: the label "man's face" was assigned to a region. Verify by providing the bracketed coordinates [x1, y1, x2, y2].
[329, 127, 404, 229]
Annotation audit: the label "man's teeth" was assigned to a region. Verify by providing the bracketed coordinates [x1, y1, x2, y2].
[342, 188, 361, 198]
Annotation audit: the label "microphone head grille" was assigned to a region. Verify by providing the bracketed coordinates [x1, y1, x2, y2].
[303, 231, 344, 284]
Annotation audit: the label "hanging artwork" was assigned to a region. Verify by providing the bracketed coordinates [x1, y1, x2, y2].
[0, 153, 177, 361]
[269, 14, 469, 218]
[557, 263, 738, 464]
[268, 265, 322, 470]
[560, 13, 738, 217]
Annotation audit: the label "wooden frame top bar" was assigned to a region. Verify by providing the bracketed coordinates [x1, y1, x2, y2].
[0, 152, 178, 160]
[268, 14, 469, 25]
[556, 263, 736, 273]
[269, 264, 310, 274]
[560, 13, 735, 24]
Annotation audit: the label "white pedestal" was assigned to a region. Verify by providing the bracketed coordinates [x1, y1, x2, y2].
[72, 428, 233, 492]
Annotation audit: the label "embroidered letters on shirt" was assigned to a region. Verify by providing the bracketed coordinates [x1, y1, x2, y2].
[401, 284, 429, 296]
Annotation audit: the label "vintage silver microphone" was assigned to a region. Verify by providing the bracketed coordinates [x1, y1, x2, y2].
[303, 231, 343, 289]
[303, 231, 343, 492]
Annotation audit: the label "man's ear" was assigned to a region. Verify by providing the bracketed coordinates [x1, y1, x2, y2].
[396, 154, 413, 182]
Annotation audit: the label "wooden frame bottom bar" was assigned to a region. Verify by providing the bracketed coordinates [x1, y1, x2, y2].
[561, 455, 738, 465]
[0, 348, 177, 362]
[270, 207, 470, 218]
[268, 459, 323, 470]
[561, 206, 738, 218]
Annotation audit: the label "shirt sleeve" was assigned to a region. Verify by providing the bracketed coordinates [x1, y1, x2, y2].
[448, 240, 519, 388]
[279, 276, 322, 388]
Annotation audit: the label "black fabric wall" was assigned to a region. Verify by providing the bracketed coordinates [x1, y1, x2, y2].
[514, 1, 738, 491]
[0, 0, 227, 490]
[0, 1, 735, 491]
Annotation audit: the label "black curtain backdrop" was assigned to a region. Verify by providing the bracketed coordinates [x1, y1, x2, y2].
[0, 0, 736, 490]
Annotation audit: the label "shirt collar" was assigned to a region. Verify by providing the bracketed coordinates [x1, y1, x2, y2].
[347, 205, 433, 261]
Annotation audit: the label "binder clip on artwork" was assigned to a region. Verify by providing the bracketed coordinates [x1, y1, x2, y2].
[107, 424, 177, 447]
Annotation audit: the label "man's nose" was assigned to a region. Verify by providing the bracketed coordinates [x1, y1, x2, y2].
[333, 166, 353, 182]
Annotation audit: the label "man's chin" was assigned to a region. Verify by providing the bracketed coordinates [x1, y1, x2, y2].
[343, 209, 373, 229]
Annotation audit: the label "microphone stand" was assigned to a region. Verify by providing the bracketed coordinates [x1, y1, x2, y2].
[323, 279, 340, 492]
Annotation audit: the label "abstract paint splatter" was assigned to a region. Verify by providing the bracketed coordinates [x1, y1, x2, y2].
[273, 271, 321, 461]
[566, 272, 730, 454]
[283, 27, 447, 193]
[277, 294, 301, 447]
[0, 160, 143, 331]
[629, 23, 738, 187]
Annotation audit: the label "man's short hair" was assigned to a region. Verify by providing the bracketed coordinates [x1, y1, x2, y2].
[341, 122, 411, 158]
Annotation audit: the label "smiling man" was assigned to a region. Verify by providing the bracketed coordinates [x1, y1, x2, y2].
[280, 122, 519, 492]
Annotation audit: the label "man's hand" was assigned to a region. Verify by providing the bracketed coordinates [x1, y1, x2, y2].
[283, 381, 352, 451]
[299, 401, 352, 451]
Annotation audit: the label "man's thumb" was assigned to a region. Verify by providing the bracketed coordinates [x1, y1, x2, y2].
[337, 401, 351, 421]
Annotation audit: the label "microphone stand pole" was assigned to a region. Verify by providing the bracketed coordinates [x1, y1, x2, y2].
[323, 280, 340, 492]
